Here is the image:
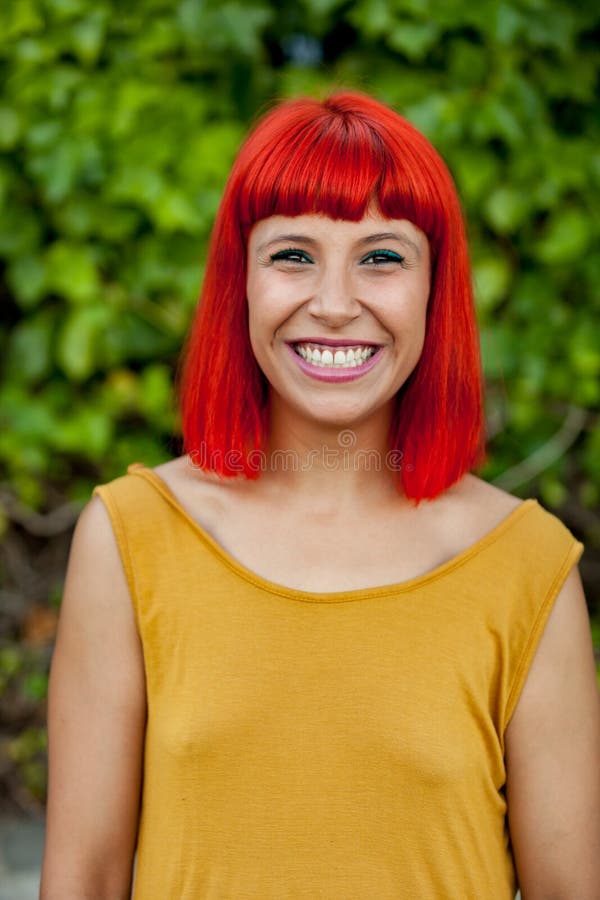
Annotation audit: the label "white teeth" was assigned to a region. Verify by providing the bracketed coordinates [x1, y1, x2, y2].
[294, 343, 377, 368]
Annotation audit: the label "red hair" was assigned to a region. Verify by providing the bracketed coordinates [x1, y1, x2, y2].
[176, 90, 485, 501]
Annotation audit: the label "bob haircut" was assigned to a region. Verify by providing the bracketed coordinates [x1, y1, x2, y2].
[177, 90, 485, 502]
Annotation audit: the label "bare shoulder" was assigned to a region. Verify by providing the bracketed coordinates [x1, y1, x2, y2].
[65, 493, 138, 628]
[432, 473, 525, 551]
[448, 473, 523, 517]
[153, 453, 230, 490]
[73, 493, 123, 571]
[151, 453, 251, 513]
[48, 491, 145, 789]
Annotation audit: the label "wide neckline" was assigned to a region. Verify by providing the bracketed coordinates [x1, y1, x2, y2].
[126, 462, 536, 603]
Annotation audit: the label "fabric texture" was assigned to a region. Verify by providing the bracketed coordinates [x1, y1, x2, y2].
[91, 461, 584, 900]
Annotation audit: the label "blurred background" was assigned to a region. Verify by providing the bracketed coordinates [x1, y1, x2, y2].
[0, 0, 598, 878]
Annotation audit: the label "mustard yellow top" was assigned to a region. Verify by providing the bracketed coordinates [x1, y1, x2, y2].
[92, 462, 584, 900]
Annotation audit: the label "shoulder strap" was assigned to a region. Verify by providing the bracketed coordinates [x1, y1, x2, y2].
[494, 500, 584, 736]
[91, 461, 203, 630]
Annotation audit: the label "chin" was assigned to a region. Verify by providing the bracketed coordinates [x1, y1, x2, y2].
[302, 405, 379, 429]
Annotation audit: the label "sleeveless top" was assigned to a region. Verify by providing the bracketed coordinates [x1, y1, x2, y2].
[92, 462, 584, 900]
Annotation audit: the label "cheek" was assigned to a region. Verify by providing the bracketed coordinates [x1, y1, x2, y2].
[246, 281, 284, 365]
[383, 284, 429, 333]
[409, 290, 430, 364]
[246, 273, 270, 331]
[247, 273, 302, 337]
[247, 292, 277, 343]
[410, 297, 429, 358]
[245, 278, 264, 364]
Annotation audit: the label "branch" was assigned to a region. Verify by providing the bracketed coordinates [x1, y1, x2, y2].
[491, 405, 587, 493]
[0, 486, 82, 537]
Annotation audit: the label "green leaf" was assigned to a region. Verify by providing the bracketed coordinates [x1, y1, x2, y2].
[535, 209, 592, 265]
[389, 22, 440, 61]
[51, 406, 113, 458]
[106, 166, 165, 209]
[177, 122, 244, 185]
[14, 36, 56, 64]
[28, 133, 101, 203]
[1, 388, 55, 442]
[138, 364, 175, 422]
[0, 647, 22, 678]
[347, 0, 394, 37]
[0, 107, 22, 149]
[492, 3, 523, 45]
[6, 254, 47, 309]
[99, 368, 139, 415]
[5, 310, 55, 383]
[55, 306, 112, 380]
[539, 474, 568, 510]
[403, 94, 451, 137]
[483, 186, 530, 234]
[302, 0, 346, 13]
[450, 151, 499, 203]
[480, 324, 519, 379]
[0, 204, 43, 257]
[4, 0, 45, 39]
[473, 256, 512, 313]
[22, 672, 48, 702]
[45, 241, 100, 304]
[471, 98, 524, 145]
[178, 1, 273, 56]
[69, 11, 107, 65]
[149, 188, 204, 233]
[45, 0, 86, 20]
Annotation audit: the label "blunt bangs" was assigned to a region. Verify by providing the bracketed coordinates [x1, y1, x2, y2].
[237, 98, 444, 247]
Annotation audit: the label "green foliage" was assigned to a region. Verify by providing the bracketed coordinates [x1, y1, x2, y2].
[0, 644, 49, 705]
[0, 644, 49, 803]
[1, 0, 599, 805]
[0, 0, 597, 503]
[8, 726, 48, 801]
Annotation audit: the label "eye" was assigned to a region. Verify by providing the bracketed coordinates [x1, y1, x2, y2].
[362, 249, 406, 266]
[270, 248, 313, 264]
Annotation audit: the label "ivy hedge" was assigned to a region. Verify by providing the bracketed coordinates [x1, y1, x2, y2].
[1, 0, 598, 810]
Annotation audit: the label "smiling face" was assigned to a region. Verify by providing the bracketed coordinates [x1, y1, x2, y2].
[246, 209, 431, 430]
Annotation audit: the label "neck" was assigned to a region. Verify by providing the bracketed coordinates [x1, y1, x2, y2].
[255, 399, 405, 514]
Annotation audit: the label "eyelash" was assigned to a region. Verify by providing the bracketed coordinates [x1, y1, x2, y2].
[270, 248, 406, 266]
[270, 249, 309, 264]
[364, 250, 406, 266]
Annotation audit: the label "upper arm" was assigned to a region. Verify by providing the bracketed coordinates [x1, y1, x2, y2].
[40, 494, 147, 900]
[505, 564, 600, 900]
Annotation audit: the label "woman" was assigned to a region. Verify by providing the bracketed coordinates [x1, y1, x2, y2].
[40, 91, 600, 899]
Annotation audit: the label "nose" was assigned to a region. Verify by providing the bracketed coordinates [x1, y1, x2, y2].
[306, 263, 361, 327]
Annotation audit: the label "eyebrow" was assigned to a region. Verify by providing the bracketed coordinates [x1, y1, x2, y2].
[361, 232, 421, 257]
[257, 234, 319, 253]
[257, 231, 422, 258]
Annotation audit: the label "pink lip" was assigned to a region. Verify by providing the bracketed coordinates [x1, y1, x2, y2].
[286, 343, 384, 383]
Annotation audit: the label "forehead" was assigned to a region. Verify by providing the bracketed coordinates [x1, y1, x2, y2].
[248, 212, 428, 255]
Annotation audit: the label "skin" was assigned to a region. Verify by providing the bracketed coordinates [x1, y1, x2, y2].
[40, 210, 600, 898]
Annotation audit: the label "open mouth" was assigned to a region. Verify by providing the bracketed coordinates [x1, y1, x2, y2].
[290, 342, 379, 369]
